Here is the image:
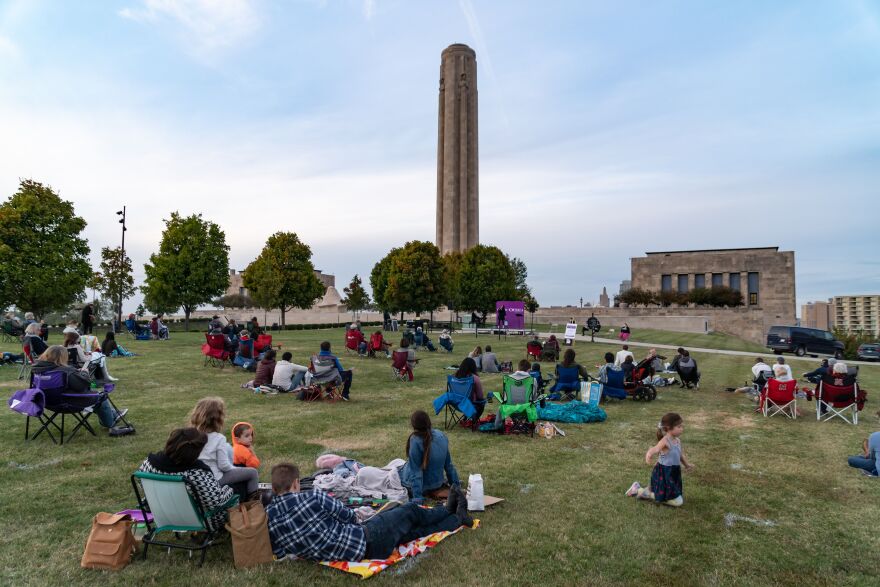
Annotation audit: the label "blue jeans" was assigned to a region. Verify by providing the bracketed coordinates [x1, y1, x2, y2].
[363, 504, 461, 559]
[286, 370, 306, 391]
[95, 398, 119, 428]
[848, 455, 878, 476]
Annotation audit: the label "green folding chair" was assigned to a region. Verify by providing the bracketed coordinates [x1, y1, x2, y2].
[497, 375, 545, 436]
[131, 471, 239, 566]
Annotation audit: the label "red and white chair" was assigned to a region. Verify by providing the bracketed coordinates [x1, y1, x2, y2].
[816, 380, 860, 425]
[761, 378, 798, 419]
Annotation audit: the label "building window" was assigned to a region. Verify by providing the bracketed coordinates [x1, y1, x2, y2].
[661, 275, 672, 292]
[677, 274, 689, 293]
[695, 274, 706, 289]
[239, 287, 245, 295]
[747, 272, 759, 305]
[712, 273, 723, 287]
[729, 273, 741, 291]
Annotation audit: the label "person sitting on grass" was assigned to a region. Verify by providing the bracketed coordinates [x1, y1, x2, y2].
[32, 345, 129, 434]
[189, 397, 259, 501]
[620, 355, 636, 382]
[273, 351, 310, 391]
[399, 410, 462, 503]
[597, 352, 621, 384]
[245, 348, 277, 389]
[232, 422, 261, 469]
[139, 428, 235, 532]
[482, 345, 501, 373]
[101, 331, 134, 357]
[468, 345, 483, 371]
[318, 341, 353, 401]
[267, 462, 471, 562]
[848, 432, 880, 477]
[615, 344, 634, 366]
[529, 362, 550, 394]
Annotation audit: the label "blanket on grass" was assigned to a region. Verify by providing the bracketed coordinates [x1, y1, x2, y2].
[319, 520, 479, 579]
[537, 400, 606, 424]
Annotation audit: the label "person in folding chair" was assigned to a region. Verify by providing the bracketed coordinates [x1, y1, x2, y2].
[31, 345, 131, 435]
[550, 349, 590, 401]
[760, 365, 800, 418]
[136, 428, 238, 555]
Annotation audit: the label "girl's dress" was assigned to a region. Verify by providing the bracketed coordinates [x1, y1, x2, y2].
[650, 437, 682, 502]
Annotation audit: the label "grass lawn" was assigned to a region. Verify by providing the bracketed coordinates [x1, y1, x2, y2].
[1, 329, 879, 586]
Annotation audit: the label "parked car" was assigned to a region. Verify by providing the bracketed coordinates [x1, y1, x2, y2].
[857, 343, 880, 361]
[766, 325, 844, 359]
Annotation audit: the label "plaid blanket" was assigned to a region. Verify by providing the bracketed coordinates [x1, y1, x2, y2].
[319, 520, 479, 579]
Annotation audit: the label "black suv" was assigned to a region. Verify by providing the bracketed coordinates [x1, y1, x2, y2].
[766, 326, 844, 359]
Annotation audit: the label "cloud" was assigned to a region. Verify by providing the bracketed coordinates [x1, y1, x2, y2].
[118, 0, 260, 57]
[362, 0, 375, 21]
[0, 35, 19, 58]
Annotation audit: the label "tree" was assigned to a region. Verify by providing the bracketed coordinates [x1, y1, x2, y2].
[342, 274, 370, 319]
[458, 244, 516, 317]
[381, 241, 446, 316]
[523, 292, 540, 330]
[86, 271, 104, 304]
[213, 293, 255, 309]
[0, 179, 91, 318]
[242, 232, 324, 326]
[135, 304, 146, 318]
[618, 288, 658, 306]
[142, 212, 230, 330]
[370, 247, 402, 313]
[98, 246, 136, 321]
[442, 251, 463, 313]
[509, 256, 531, 300]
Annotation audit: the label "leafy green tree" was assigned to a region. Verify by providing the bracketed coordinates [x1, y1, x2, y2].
[342, 274, 370, 320]
[442, 251, 463, 312]
[135, 303, 146, 318]
[86, 271, 105, 304]
[370, 247, 401, 313]
[383, 241, 445, 316]
[98, 246, 136, 321]
[523, 292, 540, 330]
[242, 232, 324, 326]
[459, 244, 516, 317]
[213, 293, 255, 309]
[142, 212, 230, 330]
[509, 256, 531, 300]
[0, 179, 91, 318]
[618, 287, 658, 306]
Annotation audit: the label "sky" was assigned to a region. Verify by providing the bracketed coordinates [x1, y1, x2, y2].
[1, 0, 878, 314]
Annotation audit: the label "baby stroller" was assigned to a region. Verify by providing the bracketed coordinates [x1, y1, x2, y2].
[624, 357, 657, 401]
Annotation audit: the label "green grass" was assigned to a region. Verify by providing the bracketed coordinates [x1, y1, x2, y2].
[1, 330, 879, 586]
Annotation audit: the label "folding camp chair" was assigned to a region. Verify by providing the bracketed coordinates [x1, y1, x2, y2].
[131, 472, 239, 566]
[599, 369, 629, 401]
[26, 372, 130, 444]
[201, 333, 230, 368]
[497, 374, 544, 436]
[391, 351, 413, 381]
[254, 334, 273, 354]
[526, 341, 542, 361]
[816, 380, 860, 425]
[125, 318, 151, 340]
[432, 375, 476, 430]
[761, 378, 798, 419]
[2, 322, 21, 343]
[551, 366, 582, 401]
[308, 355, 343, 402]
[17, 342, 34, 381]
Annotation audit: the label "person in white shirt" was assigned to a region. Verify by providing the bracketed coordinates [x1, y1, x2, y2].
[615, 345, 634, 366]
[775, 357, 793, 380]
[751, 357, 772, 379]
[272, 351, 311, 391]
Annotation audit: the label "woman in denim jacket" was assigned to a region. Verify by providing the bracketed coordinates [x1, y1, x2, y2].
[399, 411, 460, 503]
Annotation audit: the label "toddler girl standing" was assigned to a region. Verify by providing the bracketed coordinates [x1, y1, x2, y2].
[625, 412, 692, 507]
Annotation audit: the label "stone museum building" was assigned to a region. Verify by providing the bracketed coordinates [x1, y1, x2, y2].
[630, 247, 797, 337]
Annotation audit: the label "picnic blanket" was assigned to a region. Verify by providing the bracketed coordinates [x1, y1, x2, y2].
[319, 521, 479, 579]
[537, 400, 606, 424]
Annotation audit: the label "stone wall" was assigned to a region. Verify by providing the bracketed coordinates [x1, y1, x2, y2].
[531, 306, 769, 344]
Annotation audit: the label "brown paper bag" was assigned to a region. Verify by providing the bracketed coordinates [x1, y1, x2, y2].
[226, 500, 273, 568]
[81, 512, 137, 570]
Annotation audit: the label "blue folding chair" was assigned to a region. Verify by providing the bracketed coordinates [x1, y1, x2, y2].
[432, 375, 477, 430]
[550, 365, 582, 401]
[601, 368, 628, 401]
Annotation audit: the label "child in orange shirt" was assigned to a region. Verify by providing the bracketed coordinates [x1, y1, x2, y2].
[231, 422, 261, 469]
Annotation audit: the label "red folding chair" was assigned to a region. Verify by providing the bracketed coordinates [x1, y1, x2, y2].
[526, 341, 542, 361]
[254, 334, 273, 354]
[201, 334, 230, 368]
[761, 378, 797, 419]
[816, 380, 861, 425]
[391, 351, 413, 382]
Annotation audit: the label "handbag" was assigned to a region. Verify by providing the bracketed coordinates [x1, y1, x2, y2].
[81, 512, 136, 570]
[226, 500, 274, 568]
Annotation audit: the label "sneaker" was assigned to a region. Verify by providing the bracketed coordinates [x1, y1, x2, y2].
[625, 482, 641, 497]
[107, 376, 119, 382]
[341, 396, 349, 402]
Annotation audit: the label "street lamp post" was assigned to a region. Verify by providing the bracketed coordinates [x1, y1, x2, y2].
[116, 207, 127, 332]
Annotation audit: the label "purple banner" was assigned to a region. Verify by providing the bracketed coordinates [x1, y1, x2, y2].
[496, 301, 525, 329]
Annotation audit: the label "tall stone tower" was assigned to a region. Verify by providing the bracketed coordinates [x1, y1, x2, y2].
[436, 43, 478, 255]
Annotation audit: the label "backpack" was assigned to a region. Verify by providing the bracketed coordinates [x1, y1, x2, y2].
[81, 512, 136, 570]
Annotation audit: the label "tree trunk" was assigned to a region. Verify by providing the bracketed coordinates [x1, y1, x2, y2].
[281, 308, 286, 327]
[184, 307, 191, 331]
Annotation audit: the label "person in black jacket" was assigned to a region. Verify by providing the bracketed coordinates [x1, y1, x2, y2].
[81, 304, 95, 335]
[31, 345, 128, 431]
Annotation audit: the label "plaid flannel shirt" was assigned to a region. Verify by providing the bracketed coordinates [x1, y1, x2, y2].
[267, 490, 366, 561]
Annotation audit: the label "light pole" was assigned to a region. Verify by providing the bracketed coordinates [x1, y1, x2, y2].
[116, 207, 127, 332]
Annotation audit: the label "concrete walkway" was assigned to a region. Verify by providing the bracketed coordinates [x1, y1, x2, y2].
[497, 330, 877, 368]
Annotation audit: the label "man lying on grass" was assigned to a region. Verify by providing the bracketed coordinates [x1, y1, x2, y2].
[266, 463, 473, 561]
